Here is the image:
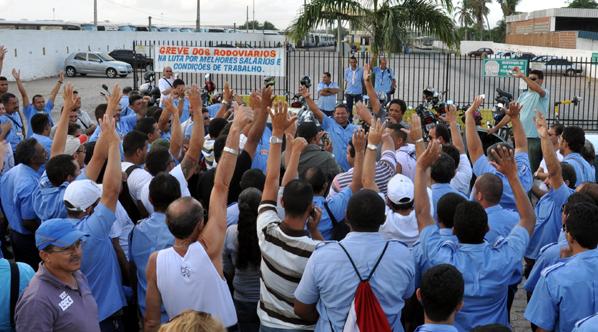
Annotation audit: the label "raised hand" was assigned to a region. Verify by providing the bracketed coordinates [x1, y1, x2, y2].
[223, 82, 233, 102]
[355, 101, 369, 118]
[100, 112, 118, 143]
[249, 90, 262, 110]
[62, 83, 78, 112]
[0, 46, 6, 61]
[408, 114, 423, 142]
[232, 105, 254, 130]
[188, 84, 202, 111]
[298, 85, 310, 99]
[489, 145, 517, 178]
[506, 101, 522, 119]
[107, 84, 122, 113]
[466, 95, 484, 116]
[162, 96, 177, 114]
[11, 68, 20, 81]
[269, 101, 297, 133]
[352, 128, 366, 152]
[443, 104, 458, 124]
[534, 111, 549, 139]
[58, 71, 65, 82]
[367, 119, 384, 146]
[261, 85, 274, 108]
[292, 137, 308, 154]
[418, 139, 442, 170]
[363, 63, 371, 81]
[512, 66, 525, 79]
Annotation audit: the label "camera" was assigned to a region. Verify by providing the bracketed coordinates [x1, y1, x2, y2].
[300, 76, 312, 89]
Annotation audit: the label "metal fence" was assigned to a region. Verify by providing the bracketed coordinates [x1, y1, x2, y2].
[133, 40, 598, 131]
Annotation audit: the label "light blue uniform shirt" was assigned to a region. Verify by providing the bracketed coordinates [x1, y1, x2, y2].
[344, 67, 364, 95]
[75, 203, 126, 321]
[321, 116, 356, 172]
[0, 259, 35, 331]
[172, 97, 191, 123]
[251, 126, 271, 173]
[317, 81, 339, 112]
[31, 133, 52, 158]
[420, 224, 529, 332]
[431, 183, 466, 220]
[414, 324, 458, 332]
[207, 103, 222, 118]
[517, 88, 549, 138]
[119, 95, 129, 111]
[121, 106, 135, 117]
[226, 203, 240, 226]
[130, 212, 173, 322]
[373, 67, 394, 94]
[524, 239, 569, 293]
[0, 112, 25, 151]
[485, 205, 522, 284]
[0, 164, 41, 234]
[88, 114, 137, 142]
[312, 187, 352, 240]
[563, 152, 596, 186]
[24, 101, 54, 137]
[32, 172, 69, 221]
[472, 152, 533, 210]
[573, 313, 598, 332]
[525, 184, 574, 260]
[525, 249, 598, 332]
[412, 227, 456, 288]
[294, 232, 415, 332]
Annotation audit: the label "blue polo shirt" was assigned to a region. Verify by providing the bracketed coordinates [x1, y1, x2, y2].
[525, 184, 574, 260]
[317, 81, 339, 112]
[31, 133, 52, 158]
[88, 114, 138, 142]
[517, 88, 549, 138]
[574, 313, 598, 332]
[373, 67, 394, 94]
[472, 152, 533, 211]
[0, 112, 25, 152]
[344, 67, 364, 95]
[524, 239, 569, 293]
[24, 101, 54, 137]
[250, 126, 271, 173]
[563, 152, 595, 186]
[420, 224, 529, 332]
[207, 103, 222, 118]
[294, 232, 415, 332]
[412, 227, 456, 288]
[525, 249, 598, 332]
[415, 324, 458, 332]
[431, 183, 467, 220]
[119, 96, 129, 111]
[130, 212, 173, 322]
[0, 163, 41, 235]
[321, 116, 356, 172]
[172, 97, 191, 123]
[32, 172, 69, 221]
[485, 205, 520, 245]
[0, 259, 35, 331]
[312, 187, 352, 240]
[120, 106, 134, 117]
[75, 203, 126, 321]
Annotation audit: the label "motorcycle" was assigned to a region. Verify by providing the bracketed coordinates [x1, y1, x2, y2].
[138, 71, 161, 107]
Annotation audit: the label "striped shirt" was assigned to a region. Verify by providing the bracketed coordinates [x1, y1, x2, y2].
[256, 201, 320, 330]
[328, 149, 397, 198]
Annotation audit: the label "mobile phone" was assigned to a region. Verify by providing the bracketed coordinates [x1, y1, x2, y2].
[446, 100, 454, 105]
[264, 76, 276, 88]
[479, 94, 486, 99]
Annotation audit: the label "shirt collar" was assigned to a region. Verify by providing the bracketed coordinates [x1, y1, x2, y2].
[573, 248, 598, 260]
[37, 263, 83, 291]
[438, 228, 453, 236]
[415, 324, 458, 332]
[484, 205, 502, 213]
[431, 183, 452, 190]
[343, 232, 384, 241]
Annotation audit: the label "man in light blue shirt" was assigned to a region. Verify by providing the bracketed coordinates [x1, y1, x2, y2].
[373, 57, 396, 102]
[560, 126, 596, 186]
[0, 138, 46, 269]
[32, 154, 81, 221]
[121, 94, 144, 118]
[414, 264, 463, 332]
[294, 190, 415, 331]
[316, 72, 340, 116]
[30, 113, 53, 158]
[430, 153, 466, 219]
[171, 79, 191, 122]
[250, 126, 271, 173]
[415, 140, 536, 332]
[130, 173, 181, 322]
[574, 313, 598, 332]
[524, 202, 598, 332]
[0, 257, 35, 331]
[343, 56, 363, 118]
[88, 104, 138, 141]
[0, 93, 26, 151]
[119, 87, 132, 111]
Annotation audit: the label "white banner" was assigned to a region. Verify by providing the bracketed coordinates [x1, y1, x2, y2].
[154, 46, 285, 77]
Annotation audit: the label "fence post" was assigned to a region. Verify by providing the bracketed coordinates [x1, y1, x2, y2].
[444, 52, 450, 100]
[133, 40, 138, 90]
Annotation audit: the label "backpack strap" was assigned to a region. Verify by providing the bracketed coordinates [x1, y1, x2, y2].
[126, 164, 140, 176]
[9, 261, 20, 329]
[366, 242, 390, 281]
[323, 201, 338, 225]
[338, 241, 391, 282]
[338, 242, 364, 281]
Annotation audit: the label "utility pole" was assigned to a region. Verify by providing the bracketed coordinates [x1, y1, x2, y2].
[93, 0, 97, 25]
[246, 6, 249, 33]
[148, 16, 152, 31]
[252, 0, 255, 32]
[196, 0, 200, 32]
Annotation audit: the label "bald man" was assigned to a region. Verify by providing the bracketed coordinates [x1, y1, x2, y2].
[158, 66, 174, 106]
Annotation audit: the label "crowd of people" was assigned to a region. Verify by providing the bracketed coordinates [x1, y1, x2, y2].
[1, 44, 598, 332]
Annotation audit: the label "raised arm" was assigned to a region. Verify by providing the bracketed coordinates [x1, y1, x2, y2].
[489, 146, 535, 235]
[408, 114, 426, 159]
[178, 85, 205, 179]
[415, 141, 441, 232]
[363, 119, 383, 191]
[84, 115, 111, 182]
[214, 82, 233, 119]
[444, 105, 465, 153]
[100, 85, 123, 212]
[202, 105, 254, 273]
[506, 102, 528, 153]
[0, 45, 6, 75]
[513, 67, 545, 97]
[0, 140, 7, 170]
[465, 96, 485, 163]
[363, 64, 381, 115]
[350, 129, 366, 193]
[144, 252, 161, 332]
[163, 97, 183, 160]
[11, 69, 29, 109]
[282, 136, 308, 187]
[50, 84, 77, 157]
[355, 101, 373, 126]
[300, 86, 325, 123]
[535, 111, 563, 189]
[244, 87, 271, 158]
[262, 102, 297, 202]
[157, 94, 173, 132]
[48, 71, 64, 103]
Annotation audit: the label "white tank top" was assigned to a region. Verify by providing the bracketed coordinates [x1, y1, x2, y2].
[156, 242, 237, 327]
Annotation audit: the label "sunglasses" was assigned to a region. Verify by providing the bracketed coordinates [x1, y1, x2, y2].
[49, 240, 82, 255]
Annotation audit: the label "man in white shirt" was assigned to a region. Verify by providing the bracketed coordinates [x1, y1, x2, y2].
[158, 66, 174, 106]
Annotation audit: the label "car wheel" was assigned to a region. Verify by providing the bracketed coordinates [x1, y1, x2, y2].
[565, 69, 576, 77]
[119, 74, 127, 78]
[106, 68, 117, 78]
[65, 66, 76, 77]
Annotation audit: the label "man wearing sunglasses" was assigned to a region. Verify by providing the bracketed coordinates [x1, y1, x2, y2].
[15, 218, 99, 331]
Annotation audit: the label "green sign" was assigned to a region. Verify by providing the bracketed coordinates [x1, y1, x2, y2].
[482, 59, 528, 77]
[592, 52, 598, 64]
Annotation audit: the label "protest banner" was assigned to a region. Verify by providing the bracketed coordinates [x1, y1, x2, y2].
[482, 58, 528, 78]
[154, 46, 285, 77]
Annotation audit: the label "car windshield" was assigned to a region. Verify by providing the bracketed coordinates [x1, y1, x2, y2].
[98, 53, 116, 61]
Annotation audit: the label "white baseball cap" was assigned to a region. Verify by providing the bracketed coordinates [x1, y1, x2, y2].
[386, 174, 414, 205]
[64, 179, 102, 212]
[64, 135, 82, 156]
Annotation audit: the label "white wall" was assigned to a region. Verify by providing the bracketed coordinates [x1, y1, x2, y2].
[0, 30, 285, 81]
[461, 40, 594, 58]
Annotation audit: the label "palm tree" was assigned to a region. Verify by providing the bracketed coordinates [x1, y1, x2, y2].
[496, 0, 520, 17]
[454, 0, 475, 39]
[468, 0, 491, 40]
[288, 0, 459, 57]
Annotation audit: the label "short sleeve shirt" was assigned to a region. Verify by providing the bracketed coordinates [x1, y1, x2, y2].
[0, 259, 35, 331]
[373, 67, 394, 94]
[0, 164, 41, 234]
[321, 116, 356, 172]
[344, 67, 364, 95]
[517, 88, 549, 138]
[312, 187, 352, 240]
[317, 81, 339, 111]
[24, 101, 55, 137]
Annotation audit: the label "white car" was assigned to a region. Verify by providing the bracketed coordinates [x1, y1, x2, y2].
[64, 52, 133, 78]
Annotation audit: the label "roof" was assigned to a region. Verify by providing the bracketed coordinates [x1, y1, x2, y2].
[507, 8, 598, 23]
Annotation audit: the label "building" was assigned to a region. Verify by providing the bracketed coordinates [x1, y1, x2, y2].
[506, 8, 598, 50]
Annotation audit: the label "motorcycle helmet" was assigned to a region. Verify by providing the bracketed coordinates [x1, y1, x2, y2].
[300, 76, 312, 89]
[144, 71, 155, 82]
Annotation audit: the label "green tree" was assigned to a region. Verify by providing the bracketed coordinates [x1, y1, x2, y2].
[288, 0, 459, 57]
[567, 0, 598, 8]
[496, 0, 520, 17]
[454, 0, 475, 39]
[238, 20, 278, 30]
[469, 0, 491, 40]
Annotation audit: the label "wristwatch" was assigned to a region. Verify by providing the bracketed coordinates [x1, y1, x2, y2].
[269, 136, 283, 144]
[367, 144, 377, 151]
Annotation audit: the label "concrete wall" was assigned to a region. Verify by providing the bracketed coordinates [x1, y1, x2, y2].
[506, 31, 578, 49]
[0, 30, 285, 81]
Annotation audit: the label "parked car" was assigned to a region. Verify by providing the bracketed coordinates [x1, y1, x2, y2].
[64, 52, 133, 78]
[468, 47, 493, 57]
[515, 52, 536, 60]
[108, 49, 153, 69]
[531, 57, 583, 76]
[490, 50, 517, 59]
